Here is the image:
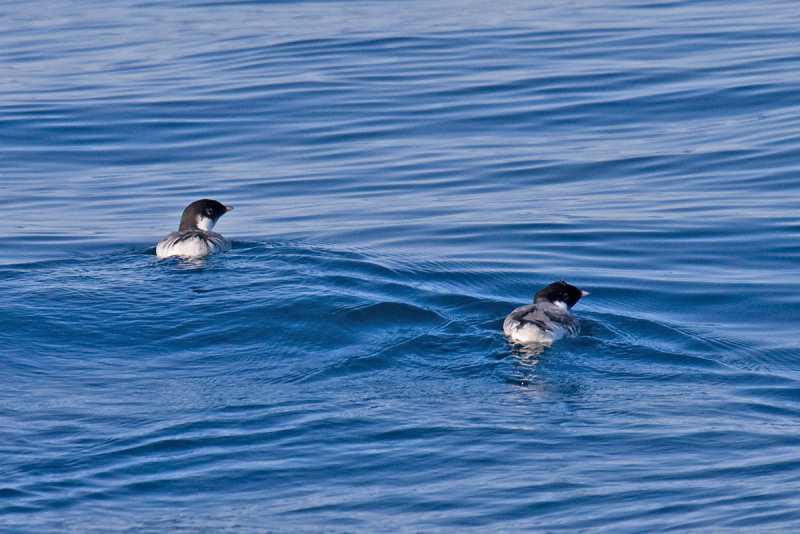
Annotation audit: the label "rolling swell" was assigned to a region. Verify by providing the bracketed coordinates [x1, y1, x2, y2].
[2, 240, 798, 532]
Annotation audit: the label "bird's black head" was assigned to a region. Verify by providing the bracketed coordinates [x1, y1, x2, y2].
[178, 199, 233, 231]
[533, 280, 587, 308]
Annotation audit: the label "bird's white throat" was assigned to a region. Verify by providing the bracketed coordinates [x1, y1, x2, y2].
[195, 215, 216, 231]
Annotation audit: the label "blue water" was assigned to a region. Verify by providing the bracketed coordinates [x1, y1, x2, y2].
[2, 0, 800, 531]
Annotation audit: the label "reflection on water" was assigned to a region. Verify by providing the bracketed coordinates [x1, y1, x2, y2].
[508, 343, 546, 389]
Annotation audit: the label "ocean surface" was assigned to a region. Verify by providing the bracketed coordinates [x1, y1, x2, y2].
[2, 0, 800, 531]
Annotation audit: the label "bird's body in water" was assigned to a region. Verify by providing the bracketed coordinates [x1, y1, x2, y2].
[503, 281, 588, 345]
[156, 199, 233, 259]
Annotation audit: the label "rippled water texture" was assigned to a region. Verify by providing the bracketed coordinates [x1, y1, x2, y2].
[2, 1, 800, 532]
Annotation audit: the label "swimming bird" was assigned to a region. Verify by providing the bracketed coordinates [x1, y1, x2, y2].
[156, 199, 233, 259]
[503, 280, 588, 345]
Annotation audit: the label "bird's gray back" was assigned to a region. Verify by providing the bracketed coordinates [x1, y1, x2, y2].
[508, 302, 579, 335]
